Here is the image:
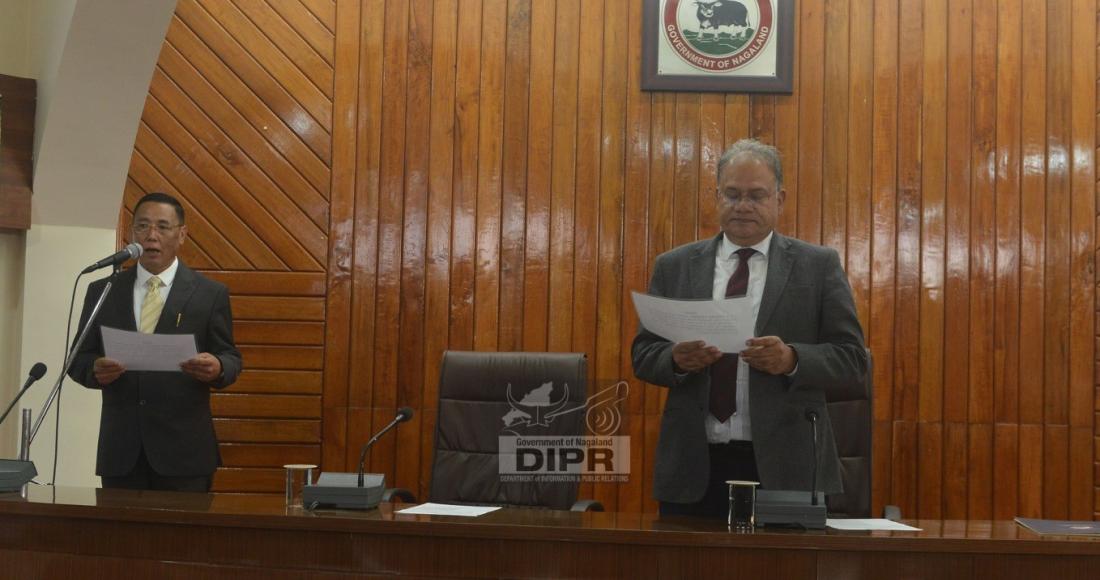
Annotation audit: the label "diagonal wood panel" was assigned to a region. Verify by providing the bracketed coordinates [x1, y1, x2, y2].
[125, 0, 334, 493]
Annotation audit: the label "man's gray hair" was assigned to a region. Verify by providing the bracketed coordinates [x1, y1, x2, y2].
[716, 139, 783, 189]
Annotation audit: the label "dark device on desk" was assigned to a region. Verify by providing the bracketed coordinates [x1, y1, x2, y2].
[754, 409, 827, 529]
[303, 407, 413, 510]
[0, 459, 37, 493]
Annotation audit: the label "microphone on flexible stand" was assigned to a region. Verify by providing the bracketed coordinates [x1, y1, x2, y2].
[805, 409, 819, 507]
[0, 363, 47, 426]
[80, 243, 142, 274]
[303, 407, 415, 510]
[0, 363, 47, 491]
[753, 407, 827, 528]
[358, 407, 414, 487]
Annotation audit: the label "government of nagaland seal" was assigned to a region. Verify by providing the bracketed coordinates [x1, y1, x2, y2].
[662, 0, 774, 72]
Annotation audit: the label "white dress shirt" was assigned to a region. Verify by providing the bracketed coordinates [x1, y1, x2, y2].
[133, 258, 180, 328]
[705, 232, 773, 443]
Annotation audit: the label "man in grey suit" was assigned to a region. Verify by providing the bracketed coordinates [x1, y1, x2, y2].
[632, 139, 867, 517]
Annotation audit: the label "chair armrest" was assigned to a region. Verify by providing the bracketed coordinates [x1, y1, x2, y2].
[570, 499, 604, 512]
[383, 488, 417, 504]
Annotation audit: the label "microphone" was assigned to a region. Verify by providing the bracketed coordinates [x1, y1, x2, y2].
[753, 409, 827, 528]
[0, 363, 47, 426]
[81, 243, 143, 274]
[804, 409, 819, 506]
[357, 407, 413, 487]
[302, 407, 414, 510]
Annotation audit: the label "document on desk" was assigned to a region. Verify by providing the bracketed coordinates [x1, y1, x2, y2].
[631, 291, 754, 353]
[1015, 518, 1100, 536]
[396, 503, 502, 517]
[101, 326, 198, 372]
[825, 519, 921, 532]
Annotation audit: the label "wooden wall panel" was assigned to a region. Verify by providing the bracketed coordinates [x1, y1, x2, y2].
[0, 74, 35, 231]
[125, 0, 333, 492]
[126, 0, 1099, 518]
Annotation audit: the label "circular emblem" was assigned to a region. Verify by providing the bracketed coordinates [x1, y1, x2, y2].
[662, 0, 774, 72]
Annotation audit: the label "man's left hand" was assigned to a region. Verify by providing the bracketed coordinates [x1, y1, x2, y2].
[740, 336, 797, 375]
[181, 353, 223, 383]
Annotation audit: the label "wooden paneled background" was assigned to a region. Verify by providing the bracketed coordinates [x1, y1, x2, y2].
[121, 0, 1097, 519]
[0, 74, 35, 231]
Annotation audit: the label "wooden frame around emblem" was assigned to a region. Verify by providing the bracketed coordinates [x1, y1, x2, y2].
[642, 0, 795, 93]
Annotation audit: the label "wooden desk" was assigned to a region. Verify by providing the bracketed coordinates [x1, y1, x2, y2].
[1, 486, 1098, 579]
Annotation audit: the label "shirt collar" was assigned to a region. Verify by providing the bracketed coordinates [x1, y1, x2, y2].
[136, 258, 180, 288]
[719, 231, 773, 260]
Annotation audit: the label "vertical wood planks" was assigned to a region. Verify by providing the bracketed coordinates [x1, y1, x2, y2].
[322, 0, 358, 475]
[474, 0, 507, 353]
[522, 0, 555, 353]
[1068, 0, 1097, 520]
[129, 0, 1099, 515]
[498, 0, 532, 353]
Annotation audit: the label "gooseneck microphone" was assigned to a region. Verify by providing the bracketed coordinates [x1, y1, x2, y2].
[81, 243, 143, 274]
[0, 363, 48, 426]
[805, 409, 819, 506]
[357, 407, 414, 487]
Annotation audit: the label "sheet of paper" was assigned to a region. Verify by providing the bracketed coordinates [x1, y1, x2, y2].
[396, 502, 502, 517]
[1015, 517, 1100, 536]
[631, 291, 754, 353]
[826, 519, 921, 532]
[101, 326, 198, 372]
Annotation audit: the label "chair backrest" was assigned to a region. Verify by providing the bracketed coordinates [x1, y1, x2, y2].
[824, 350, 872, 517]
[429, 350, 588, 510]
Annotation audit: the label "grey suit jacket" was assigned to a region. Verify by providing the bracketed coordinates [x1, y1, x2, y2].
[632, 233, 867, 504]
[68, 263, 241, 478]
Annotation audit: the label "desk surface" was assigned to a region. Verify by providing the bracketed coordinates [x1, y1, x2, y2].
[2, 486, 1099, 579]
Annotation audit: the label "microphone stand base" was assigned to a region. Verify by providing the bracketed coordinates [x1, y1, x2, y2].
[754, 490, 827, 529]
[0, 459, 37, 492]
[302, 472, 385, 510]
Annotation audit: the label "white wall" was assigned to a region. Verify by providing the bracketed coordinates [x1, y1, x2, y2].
[0, 233, 26, 457]
[28, 0, 78, 163]
[0, 0, 37, 459]
[0, 0, 33, 77]
[19, 225, 115, 486]
[0, 0, 178, 486]
[33, 0, 177, 228]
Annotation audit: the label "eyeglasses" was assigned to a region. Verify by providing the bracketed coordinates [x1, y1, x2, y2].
[717, 189, 774, 206]
[132, 222, 182, 236]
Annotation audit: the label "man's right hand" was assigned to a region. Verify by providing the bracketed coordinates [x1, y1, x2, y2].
[671, 340, 722, 373]
[93, 357, 126, 386]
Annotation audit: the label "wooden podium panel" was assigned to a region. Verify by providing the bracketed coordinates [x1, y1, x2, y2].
[1, 487, 1099, 579]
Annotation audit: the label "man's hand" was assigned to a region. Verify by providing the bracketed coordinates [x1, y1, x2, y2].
[181, 353, 223, 383]
[671, 340, 722, 373]
[93, 358, 126, 386]
[740, 336, 797, 375]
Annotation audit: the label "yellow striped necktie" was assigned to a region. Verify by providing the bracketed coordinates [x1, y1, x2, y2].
[139, 275, 165, 334]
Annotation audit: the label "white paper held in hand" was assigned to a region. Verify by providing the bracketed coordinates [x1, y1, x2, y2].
[101, 326, 198, 372]
[631, 291, 754, 353]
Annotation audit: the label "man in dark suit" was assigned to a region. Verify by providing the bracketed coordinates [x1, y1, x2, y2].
[632, 139, 867, 517]
[69, 192, 241, 492]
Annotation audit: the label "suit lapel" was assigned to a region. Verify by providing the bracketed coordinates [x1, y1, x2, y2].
[756, 234, 793, 334]
[157, 262, 197, 333]
[688, 234, 722, 299]
[113, 268, 138, 331]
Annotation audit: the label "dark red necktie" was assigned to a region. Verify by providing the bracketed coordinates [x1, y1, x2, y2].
[709, 247, 756, 422]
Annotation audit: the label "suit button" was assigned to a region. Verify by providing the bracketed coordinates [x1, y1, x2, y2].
[139, 400, 146, 406]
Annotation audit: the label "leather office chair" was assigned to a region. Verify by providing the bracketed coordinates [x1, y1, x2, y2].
[387, 351, 602, 512]
[824, 349, 873, 518]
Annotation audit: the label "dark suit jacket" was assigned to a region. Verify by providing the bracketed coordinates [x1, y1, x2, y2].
[632, 233, 868, 504]
[68, 262, 241, 478]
